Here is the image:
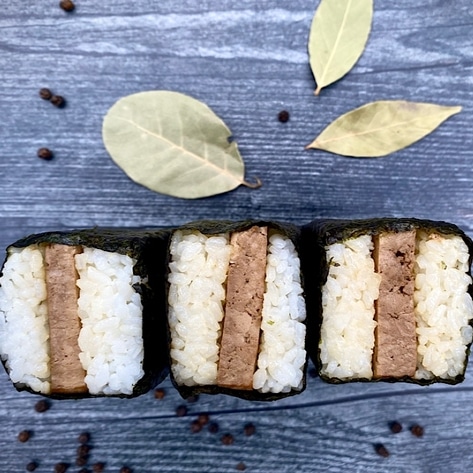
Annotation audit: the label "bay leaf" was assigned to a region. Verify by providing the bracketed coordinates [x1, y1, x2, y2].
[102, 91, 260, 199]
[306, 101, 462, 157]
[309, 0, 373, 95]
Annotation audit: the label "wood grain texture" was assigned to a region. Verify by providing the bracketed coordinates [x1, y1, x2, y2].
[1, 0, 473, 471]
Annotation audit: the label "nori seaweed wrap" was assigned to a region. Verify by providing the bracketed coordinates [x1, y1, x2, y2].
[0, 228, 171, 398]
[166, 220, 308, 400]
[301, 218, 473, 385]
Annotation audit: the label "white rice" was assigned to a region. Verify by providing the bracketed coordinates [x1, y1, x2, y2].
[75, 248, 144, 395]
[0, 247, 50, 394]
[322, 230, 473, 381]
[414, 232, 473, 380]
[0, 245, 144, 395]
[168, 229, 307, 393]
[168, 230, 231, 386]
[320, 235, 381, 380]
[253, 234, 306, 393]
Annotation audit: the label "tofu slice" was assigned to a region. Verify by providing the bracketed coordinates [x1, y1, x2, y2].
[373, 231, 417, 378]
[217, 226, 268, 390]
[44, 244, 88, 394]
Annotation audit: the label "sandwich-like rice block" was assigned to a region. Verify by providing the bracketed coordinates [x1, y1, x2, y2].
[0, 229, 169, 397]
[301, 218, 473, 384]
[167, 221, 307, 400]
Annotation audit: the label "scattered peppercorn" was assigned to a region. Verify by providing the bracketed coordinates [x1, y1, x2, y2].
[37, 147, 54, 160]
[374, 443, 390, 458]
[278, 110, 290, 123]
[410, 424, 424, 437]
[190, 420, 202, 433]
[50, 95, 66, 108]
[176, 405, 188, 417]
[120, 467, 132, 473]
[389, 421, 403, 434]
[78, 432, 91, 444]
[59, 0, 75, 12]
[54, 463, 68, 473]
[186, 395, 199, 403]
[18, 430, 31, 443]
[197, 413, 209, 426]
[221, 433, 234, 446]
[92, 462, 105, 472]
[34, 399, 50, 413]
[77, 444, 91, 456]
[154, 388, 165, 400]
[243, 423, 255, 436]
[208, 422, 219, 434]
[39, 88, 53, 100]
[26, 461, 38, 472]
[236, 462, 246, 471]
[76, 455, 88, 466]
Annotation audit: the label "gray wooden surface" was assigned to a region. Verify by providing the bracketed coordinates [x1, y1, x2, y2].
[1, 1, 473, 471]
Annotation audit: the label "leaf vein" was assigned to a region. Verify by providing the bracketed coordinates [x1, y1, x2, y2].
[315, 111, 457, 146]
[318, 0, 353, 89]
[112, 116, 242, 184]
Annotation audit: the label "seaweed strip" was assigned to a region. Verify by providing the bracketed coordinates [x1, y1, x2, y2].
[301, 218, 473, 385]
[1, 228, 172, 398]
[166, 220, 308, 401]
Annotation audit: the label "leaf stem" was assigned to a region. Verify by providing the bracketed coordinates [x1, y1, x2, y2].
[241, 176, 262, 189]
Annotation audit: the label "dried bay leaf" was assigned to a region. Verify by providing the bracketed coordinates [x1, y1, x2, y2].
[309, 0, 373, 95]
[306, 101, 462, 157]
[102, 91, 260, 199]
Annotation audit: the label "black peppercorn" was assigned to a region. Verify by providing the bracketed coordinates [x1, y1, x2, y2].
[374, 443, 389, 458]
[389, 421, 402, 434]
[190, 420, 202, 433]
[92, 462, 105, 472]
[37, 148, 54, 160]
[18, 430, 31, 443]
[208, 422, 219, 434]
[54, 463, 68, 473]
[410, 424, 424, 437]
[221, 433, 234, 445]
[278, 110, 290, 123]
[39, 88, 52, 100]
[120, 467, 132, 473]
[186, 395, 199, 403]
[50, 95, 66, 108]
[26, 462, 38, 472]
[197, 413, 209, 426]
[34, 399, 50, 412]
[154, 388, 165, 400]
[59, 0, 75, 12]
[236, 462, 246, 471]
[76, 457, 88, 467]
[78, 432, 90, 444]
[77, 444, 91, 456]
[243, 423, 255, 436]
[176, 405, 188, 417]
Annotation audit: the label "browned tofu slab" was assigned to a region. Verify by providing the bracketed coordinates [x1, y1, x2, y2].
[44, 244, 88, 394]
[217, 226, 268, 390]
[373, 231, 417, 379]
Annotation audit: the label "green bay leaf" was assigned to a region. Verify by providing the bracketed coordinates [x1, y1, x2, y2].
[309, 0, 373, 95]
[102, 91, 260, 199]
[306, 101, 462, 157]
